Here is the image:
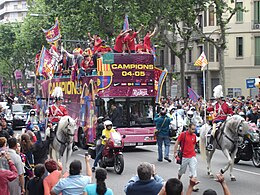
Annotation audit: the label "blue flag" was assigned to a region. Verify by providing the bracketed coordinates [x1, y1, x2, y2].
[123, 15, 129, 31]
[188, 86, 200, 102]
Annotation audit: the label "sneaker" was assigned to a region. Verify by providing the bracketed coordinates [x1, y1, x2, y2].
[206, 144, 214, 151]
[192, 186, 199, 192]
[92, 167, 95, 172]
[164, 157, 172, 163]
[157, 159, 163, 162]
[73, 145, 79, 152]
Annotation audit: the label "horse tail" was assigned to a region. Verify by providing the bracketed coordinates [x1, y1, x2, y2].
[200, 124, 207, 161]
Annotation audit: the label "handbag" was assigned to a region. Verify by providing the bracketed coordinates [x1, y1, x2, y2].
[176, 132, 186, 165]
[154, 118, 167, 137]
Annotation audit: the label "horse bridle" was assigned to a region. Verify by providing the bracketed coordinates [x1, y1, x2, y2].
[56, 122, 75, 146]
[216, 121, 243, 152]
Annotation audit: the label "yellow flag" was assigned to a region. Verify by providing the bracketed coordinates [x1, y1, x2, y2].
[194, 51, 208, 70]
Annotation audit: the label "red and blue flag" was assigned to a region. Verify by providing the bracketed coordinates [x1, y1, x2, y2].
[188, 86, 200, 102]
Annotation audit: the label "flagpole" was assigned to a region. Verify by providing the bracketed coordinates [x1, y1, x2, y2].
[203, 68, 207, 124]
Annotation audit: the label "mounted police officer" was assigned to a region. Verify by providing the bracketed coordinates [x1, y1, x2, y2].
[206, 85, 233, 151]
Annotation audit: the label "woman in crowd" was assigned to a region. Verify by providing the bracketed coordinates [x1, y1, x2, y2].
[83, 168, 113, 195]
[26, 164, 45, 195]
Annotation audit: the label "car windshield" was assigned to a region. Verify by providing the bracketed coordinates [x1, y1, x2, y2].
[12, 104, 32, 113]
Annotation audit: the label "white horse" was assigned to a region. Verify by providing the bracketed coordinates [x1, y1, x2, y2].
[49, 116, 77, 172]
[200, 115, 249, 181]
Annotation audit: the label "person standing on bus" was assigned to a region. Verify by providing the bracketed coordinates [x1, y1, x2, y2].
[124, 25, 144, 54]
[154, 108, 172, 163]
[144, 27, 157, 53]
[113, 29, 131, 53]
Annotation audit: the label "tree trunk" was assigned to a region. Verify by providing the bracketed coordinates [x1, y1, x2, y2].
[218, 47, 225, 96]
[179, 55, 186, 97]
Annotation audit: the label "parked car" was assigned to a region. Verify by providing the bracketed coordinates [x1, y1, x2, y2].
[12, 104, 32, 130]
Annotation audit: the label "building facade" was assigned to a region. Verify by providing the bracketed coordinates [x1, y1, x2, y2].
[162, 0, 260, 98]
[0, 0, 27, 23]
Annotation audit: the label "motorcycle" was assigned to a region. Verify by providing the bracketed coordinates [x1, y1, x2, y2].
[89, 131, 125, 174]
[234, 123, 260, 167]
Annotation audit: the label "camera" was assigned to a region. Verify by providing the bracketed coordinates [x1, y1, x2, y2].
[85, 152, 89, 156]
[0, 151, 5, 156]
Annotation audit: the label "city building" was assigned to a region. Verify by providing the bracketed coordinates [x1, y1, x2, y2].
[0, 0, 28, 23]
[161, 0, 260, 98]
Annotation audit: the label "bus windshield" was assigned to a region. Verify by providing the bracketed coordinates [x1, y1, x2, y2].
[105, 97, 154, 128]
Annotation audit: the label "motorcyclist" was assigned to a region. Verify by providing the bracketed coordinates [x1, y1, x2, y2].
[92, 120, 116, 172]
[26, 110, 39, 131]
[206, 85, 233, 151]
[183, 110, 197, 129]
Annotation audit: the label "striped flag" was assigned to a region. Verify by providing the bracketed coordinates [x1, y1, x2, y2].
[188, 86, 200, 102]
[42, 18, 61, 43]
[123, 14, 129, 31]
[38, 46, 54, 79]
[194, 51, 208, 70]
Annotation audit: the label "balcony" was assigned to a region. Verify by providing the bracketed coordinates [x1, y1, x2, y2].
[186, 62, 202, 72]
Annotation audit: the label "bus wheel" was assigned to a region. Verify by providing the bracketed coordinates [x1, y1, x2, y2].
[78, 128, 87, 149]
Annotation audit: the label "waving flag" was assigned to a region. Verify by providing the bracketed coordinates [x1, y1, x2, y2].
[188, 86, 200, 102]
[154, 67, 168, 103]
[42, 18, 61, 43]
[123, 14, 129, 31]
[194, 51, 208, 70]
[38, 46, 54, 79]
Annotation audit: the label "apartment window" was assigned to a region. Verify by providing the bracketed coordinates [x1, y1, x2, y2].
[22, 2, 26, 9]
[204, 10, 207, 27]
[188, 50, 192, 63]
[18, 13, 23, 18]
[236, 37, 243, 57]
[254, 1, 260, 24]
[208, 43, 214, 62]
[198, 46, 203, 56]
[198, 15, 203, 30]
[236, 2, 243, 22]
[13, 5, 18, 10]
[255, 37, 260, 65]
[209, 5, 215, 26]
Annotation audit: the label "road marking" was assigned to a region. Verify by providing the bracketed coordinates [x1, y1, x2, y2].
[234, 168, 260, 176]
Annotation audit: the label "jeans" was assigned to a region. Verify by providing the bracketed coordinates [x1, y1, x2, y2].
[157, 135, 171, 160]
[93, 144, 105, 167]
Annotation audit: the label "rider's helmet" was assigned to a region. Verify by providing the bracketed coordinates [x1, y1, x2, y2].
[187, 110, 194, 119]
[97, 116, 104, 123]
[104, 120, 113, 129]
[30, 110, 36, 116]
[239, 111, 246, 119]
[190, 107, 196, 112]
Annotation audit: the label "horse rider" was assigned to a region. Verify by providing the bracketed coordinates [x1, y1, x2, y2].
[206, 85, 233, 151]
[47, 87, 78, 151]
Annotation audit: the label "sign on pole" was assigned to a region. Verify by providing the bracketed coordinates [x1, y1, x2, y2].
[246, 79, 256, 89]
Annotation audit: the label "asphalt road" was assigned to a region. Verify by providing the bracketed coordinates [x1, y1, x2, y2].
[70, 144, 260, 195]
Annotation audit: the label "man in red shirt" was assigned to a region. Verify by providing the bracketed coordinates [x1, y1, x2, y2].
[124, 25, 144, 54]
[114, 29, 131, 53]
[96, 41, 112, 55]
[173, 123, 199, 191]
[135, 39, 149, 54]
[88, 33, 102, 53]
[144, 27, 156, 52]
